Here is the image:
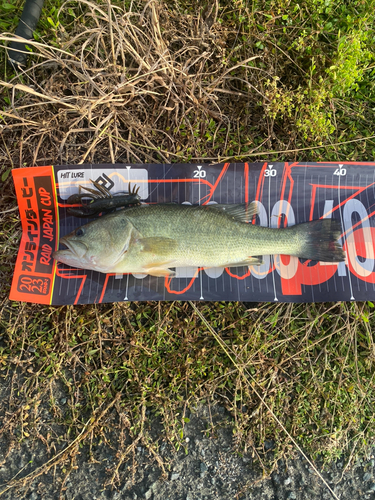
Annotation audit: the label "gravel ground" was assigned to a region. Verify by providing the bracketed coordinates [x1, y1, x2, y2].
[1, 404, 375, 500]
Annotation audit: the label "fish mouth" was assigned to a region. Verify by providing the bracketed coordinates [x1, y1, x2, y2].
[54, 236, 88, 259]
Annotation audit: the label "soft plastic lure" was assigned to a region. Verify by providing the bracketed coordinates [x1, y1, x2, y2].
[67, 180, 141, 218]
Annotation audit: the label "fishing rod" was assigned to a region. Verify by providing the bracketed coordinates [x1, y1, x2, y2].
[8, 0, 45, 68]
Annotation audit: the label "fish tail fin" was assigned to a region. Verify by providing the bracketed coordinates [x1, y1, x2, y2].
[292, 219, 345, 262]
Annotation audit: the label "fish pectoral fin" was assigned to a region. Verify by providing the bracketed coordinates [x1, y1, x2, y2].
[138, 237, 178, 255]
[225, 256, 264, 267]
[143, 263, 176, 277]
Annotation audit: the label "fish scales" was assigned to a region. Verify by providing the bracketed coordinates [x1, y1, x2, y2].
[122, 204, 296, 266]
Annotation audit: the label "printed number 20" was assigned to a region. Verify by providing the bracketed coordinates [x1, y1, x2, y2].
[193, 169, 206, 178]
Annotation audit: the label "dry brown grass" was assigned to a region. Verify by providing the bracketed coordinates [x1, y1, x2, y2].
[0, 0, 277, 168]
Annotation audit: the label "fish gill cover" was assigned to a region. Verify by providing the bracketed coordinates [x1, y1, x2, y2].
[10, 162, 375, 305]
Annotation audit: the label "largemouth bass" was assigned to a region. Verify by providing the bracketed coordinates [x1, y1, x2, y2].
[53, 203, 345, 276]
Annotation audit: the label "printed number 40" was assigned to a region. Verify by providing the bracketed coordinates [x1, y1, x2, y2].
[334, 167, 346, 176]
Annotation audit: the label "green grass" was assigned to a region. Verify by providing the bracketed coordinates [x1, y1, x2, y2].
[1, 301, 375, 485]
[0, 0, 375, 494]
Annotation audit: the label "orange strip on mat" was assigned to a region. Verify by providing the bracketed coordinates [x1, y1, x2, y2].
[10, 166, 58, 304]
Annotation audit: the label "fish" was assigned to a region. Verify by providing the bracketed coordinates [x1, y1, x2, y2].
[53, 202, 345, 276]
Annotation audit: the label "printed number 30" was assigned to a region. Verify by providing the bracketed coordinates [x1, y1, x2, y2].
[264, 168, 276, 177]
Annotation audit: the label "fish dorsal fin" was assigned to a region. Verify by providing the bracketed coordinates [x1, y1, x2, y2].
[139, 237, 178, 255]
[204, 203, 258, 223]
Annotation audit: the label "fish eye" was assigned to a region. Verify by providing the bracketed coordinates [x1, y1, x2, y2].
[75, 228, 85, 237]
